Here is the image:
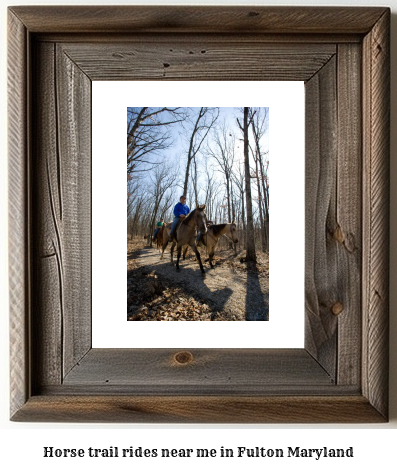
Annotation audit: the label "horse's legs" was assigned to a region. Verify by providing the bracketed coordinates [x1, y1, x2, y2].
[176, 244, 182, 270]
[190, 242, 205, 274]
[209, 248, 215, 269]
[160, 239, 168, 260]
[182, 245, 189, 260]
[170, 241, 176, 265]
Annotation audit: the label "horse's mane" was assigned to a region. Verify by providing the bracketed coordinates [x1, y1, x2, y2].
[211, 223, 227, 237]
[182, 208, 196, 225]
[182, 205, 206, 225]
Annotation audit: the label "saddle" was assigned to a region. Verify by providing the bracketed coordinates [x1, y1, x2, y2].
[168, 220, 183, 242]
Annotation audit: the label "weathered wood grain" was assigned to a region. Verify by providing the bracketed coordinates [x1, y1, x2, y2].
[62, 348, 333, 390]
[362, 9, 390, 419]
[60, 43, 335, 82]
[56, 45, 91, 377]
[305, 56, 338, 378]
[34, 33, 363, 45]
[12, 396, 385, 424]
[8, 10, 29, 419]
[335, 44, 362, 386]
[32, 42, 63, 387]
[9, 6, 387, 34]
[31, 42, 92, 387]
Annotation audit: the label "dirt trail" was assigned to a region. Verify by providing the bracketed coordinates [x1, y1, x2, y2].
[127, 239, 269, 321]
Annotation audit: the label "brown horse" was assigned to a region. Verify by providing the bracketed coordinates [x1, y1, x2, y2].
[160, 205, 208, 273]
[156, 225, 164, 251]
[160, 223, 189, 257]
[200, 222, 239, 268]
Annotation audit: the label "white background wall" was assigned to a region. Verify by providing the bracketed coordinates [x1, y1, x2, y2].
[1, 0, 396, 469]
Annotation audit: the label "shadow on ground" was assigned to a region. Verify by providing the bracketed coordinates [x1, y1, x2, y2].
[245, 269, 269, 321]
[128, 243, 269, 321]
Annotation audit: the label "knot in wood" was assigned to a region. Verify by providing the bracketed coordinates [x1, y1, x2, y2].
[333, 225, 344, 244]
[331, 302, 344, 316]
[174, 351, 193, 365]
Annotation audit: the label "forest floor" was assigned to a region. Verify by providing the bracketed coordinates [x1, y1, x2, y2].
[127, 237, 269, 321]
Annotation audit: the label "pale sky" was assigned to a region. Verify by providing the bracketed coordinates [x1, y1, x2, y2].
[127, 106, 269, 218]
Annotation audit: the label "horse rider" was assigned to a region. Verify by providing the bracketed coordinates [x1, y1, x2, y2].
[153, 218, 164, 242]
[169, 195, 190, 241]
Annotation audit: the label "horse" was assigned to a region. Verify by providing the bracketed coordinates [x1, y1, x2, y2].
[200, 222, 239, 268]
[160, 223, 189, 257]
[160, 205, 208, 273]
[155, 225, 164, 251]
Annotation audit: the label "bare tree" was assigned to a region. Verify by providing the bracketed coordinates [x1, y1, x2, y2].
[127, 174, 138, 220]
[207, 122, 235, 222]
[250, 107, 269, 252]
[252, 149, 267, 252]
[128, 194, 145, 238]
[147, 164, 178, 246]
[127, 106, 269, 255]
[127, 107, 186, 175]
[182, 107, 219, 196]
[237, 107, 256, 263]
[127, 174, 146, 238]
[191, 155, 199, 207]
[158, 193, 173, 221]
[232, 163, 246, 249]
[203, 157, 222, 221]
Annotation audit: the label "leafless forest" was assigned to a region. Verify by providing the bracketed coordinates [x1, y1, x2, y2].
[127, 107, 269, 321]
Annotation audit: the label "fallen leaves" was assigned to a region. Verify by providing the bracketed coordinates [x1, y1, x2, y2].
[127, 239, 269, 321]
[201, 248, 269, 278]
[128, 284, 214, 321]
[127, 241, 215, 321]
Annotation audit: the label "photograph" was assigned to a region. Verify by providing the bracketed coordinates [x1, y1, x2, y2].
[127, 107, 269, 321]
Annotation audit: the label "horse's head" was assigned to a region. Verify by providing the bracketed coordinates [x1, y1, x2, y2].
[230, 221, 239, 243]
[195, 204, 208, 234]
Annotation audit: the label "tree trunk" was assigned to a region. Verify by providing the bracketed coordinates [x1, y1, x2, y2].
[259, 158, 269, 252]
[193, 157, 199, 206]
[240, 187, 246, 249]
[226, 176, 231, 222]
[242, 108, 256, 262]
[254, 151, 267, 252]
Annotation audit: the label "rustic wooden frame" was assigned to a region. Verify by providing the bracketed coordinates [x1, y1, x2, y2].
[8, 6, 390, 423]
